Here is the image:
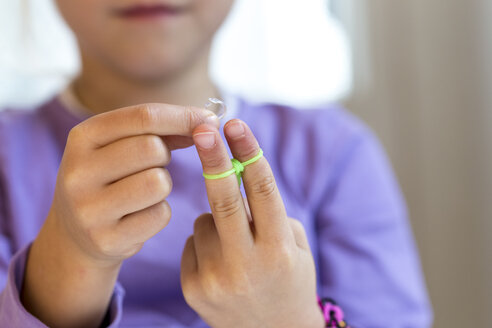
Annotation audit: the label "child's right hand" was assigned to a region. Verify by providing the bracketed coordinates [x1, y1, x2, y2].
[21, 103, 219, 328]
[50, 103, 218, 264]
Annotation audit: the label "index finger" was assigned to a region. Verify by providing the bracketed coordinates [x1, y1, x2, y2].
[192, 124, 254, 253]
[77, 103, 219, 148]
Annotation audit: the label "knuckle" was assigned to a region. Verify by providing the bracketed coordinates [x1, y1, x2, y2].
[210, 194, 243, 218]
[184, 106, 202, 130]
[138, 104, 158, 130]
[152, 201, 172, 229]
[141, 135, 164, 155]
[288, 217, 305, 234]
[229, 281, 252, 298]
[193, 213, 214, 235]
[226, 270, 253, 297]
[199, 270, 224, 302]
[140, 135, 169, 163]
[76, 200, 95, 222]
[288, 218, 309, 249]
[251, 175, 277, 199]
[280, 245, 296, 270]
[145, 168, 172, 197]
[268, 242, 296, 270]
[122, 243, 145, 258]
[203, 154, 227, 170]
[69, 123, 99, 148]
[181, 276, 200, 304]
[199, 269, 252, 301]
[89, 229, 118, 257]
[62, 169, 81, 192]
[62, 167, 88, 195]
[67, 192, 104, 226]
[240, 146, 259, 162]
[67, 124, 83, 142]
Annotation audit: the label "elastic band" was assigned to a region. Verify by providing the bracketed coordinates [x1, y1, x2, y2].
[317, 296, 351, 328]
[203, 149, 264, 186]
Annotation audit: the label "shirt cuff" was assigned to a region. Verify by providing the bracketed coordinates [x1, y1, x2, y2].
[0, 243, 126, 328]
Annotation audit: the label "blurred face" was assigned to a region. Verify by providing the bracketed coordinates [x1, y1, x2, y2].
[56, 0, 234, 81]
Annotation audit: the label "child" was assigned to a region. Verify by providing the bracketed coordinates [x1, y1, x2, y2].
[0, 0, 432, 327]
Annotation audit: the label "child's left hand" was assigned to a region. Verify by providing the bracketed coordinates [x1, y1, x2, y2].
[181, 119, 324, 328]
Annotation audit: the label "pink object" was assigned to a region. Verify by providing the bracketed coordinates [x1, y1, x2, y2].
[317, 295, 349, 327]
[323, 303, 344, 322]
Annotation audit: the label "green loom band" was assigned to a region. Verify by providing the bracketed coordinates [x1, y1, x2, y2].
[202, 149, 264, 186]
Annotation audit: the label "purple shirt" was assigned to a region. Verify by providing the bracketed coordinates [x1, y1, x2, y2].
[0, 96, 432, 327]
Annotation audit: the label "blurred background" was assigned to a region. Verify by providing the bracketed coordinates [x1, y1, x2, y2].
[0, 0, 490, 326]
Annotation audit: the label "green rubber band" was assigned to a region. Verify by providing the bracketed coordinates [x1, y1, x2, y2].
[203, 149, 264, 186]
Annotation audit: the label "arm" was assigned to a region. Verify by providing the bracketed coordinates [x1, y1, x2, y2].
[315, 131, 433, 327]
[22, 216, 122, 328]
[0, 125, 124, 328]
[18, 104, 219, 328]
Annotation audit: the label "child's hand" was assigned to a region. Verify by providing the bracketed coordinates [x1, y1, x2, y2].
[22, 104, 218, 327]
[181, 120, 325, 328]
[50, 103, 218, 263]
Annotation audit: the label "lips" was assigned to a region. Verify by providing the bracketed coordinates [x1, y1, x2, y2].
[114, 3, 186, 19]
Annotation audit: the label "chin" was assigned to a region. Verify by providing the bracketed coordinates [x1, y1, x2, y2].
[124, 65, 180, 83]
[111, 49, 193, 83]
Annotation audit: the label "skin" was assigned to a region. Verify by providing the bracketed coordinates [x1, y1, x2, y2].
[20, 0, 324, 327]
[184, 120, 324, 328]
[57, 0, 234, 113]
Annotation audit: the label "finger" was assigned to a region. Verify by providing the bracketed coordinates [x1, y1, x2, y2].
[181, 236, 198, 274]
[101, 167, 172, 220]
[91, 135, 171, 184]
[192, 214, 222, 267]
[242, 197, 252, 223]
[180, 236, 200, 305]
[243, 196, 256, 236]
[162, 135, 195, 150]
[76, 103, 219, 148]
[288, 218, 310, 250]
[115, 200, 172, 245]
[223, 119, 293, 244]
[192, 124, 253, 252]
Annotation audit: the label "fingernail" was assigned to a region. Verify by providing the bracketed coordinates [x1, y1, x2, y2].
[204, 110, 219, 125]
[194, 132, 216, 150]
[226, 121, 245, 140]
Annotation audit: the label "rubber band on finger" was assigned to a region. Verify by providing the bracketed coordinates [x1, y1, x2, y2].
[202, 149, 264, 186]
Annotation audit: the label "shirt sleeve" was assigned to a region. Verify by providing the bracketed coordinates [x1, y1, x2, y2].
[315, 130, 433, 327]
[0, 177, 125, 327]
[0, 242, 126, 328]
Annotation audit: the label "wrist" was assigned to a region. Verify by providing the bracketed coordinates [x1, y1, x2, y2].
[37, 214, 122, 275]
[21, 213, 122, 328]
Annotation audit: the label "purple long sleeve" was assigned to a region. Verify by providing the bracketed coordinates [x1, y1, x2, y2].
[0, 105, 124, 327]
[0, 243, 125, 327]
[314, 130, 432, 326]
[0, 97, 432, 327]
